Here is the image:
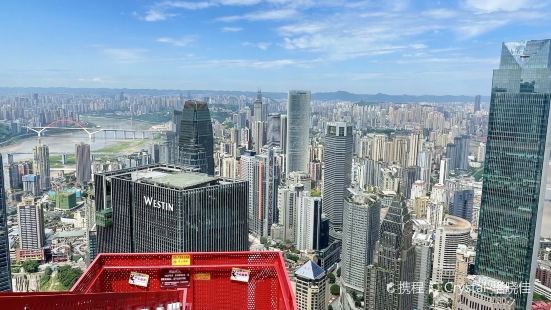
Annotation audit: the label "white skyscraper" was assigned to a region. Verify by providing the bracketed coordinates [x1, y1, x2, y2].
[296, 195, 322, 251]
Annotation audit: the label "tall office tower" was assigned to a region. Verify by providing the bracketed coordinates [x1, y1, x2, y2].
[95, 164, 248, 253]
[446, 143, 457, 170]
[455, 275, 516, 310]
[253, 89, 266, 123]
[412, 228, 433, 310]
[475, 39, 551, 310]
[449, 188, 474, 222]
[474, 95, 481, 112]
[32, 144, 50, 191]
[407, 131, 422, 167]
[286, 90, 311, 174]
[371, 134, 386, 161]
[401, 166, 420, 199]
[453, 244, 476, 308]
[430, 183, 446, 205]
[477, 142, 486, 162]
[75, 142, 91, 186]
[432, 216, 471, 284]
[280, 114, 287, 153]
[322, 122, 353, 231]
[266, 113, 281, 147]
[295, 195, 323, 251]
[252, 121, 265, 153]
[341, 190, 380, 309]
[0, 154, 11, 291]
[366, 193, 415, 310]
[177, 100, 214, 175]
[8, 161, 21, 190]
[240, 149, 280, 237]
[17, 197, 45, 261]
[439, 158, 449, 184]
[294, 260, 327, 310]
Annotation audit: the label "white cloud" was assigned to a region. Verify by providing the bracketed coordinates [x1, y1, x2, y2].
[218, 9, 297, 22]
[102, 48, 147, 63]
[455, 20, 508, 39]
[221, 26, 243, 32]
[218, 0, 261, 5]
[422, 8, 458, 19]
[243, 41, 271, 50]
[156, 36, 195, 47]
[160, 1, 214, 10]
[143, 9, 174, 21]
[463, 0, 536, 13]
[77, 77, 105, 83]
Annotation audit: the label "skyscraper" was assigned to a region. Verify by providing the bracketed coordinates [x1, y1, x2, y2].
[366, 192, 415, 310]
[75, 142, 91, 186]
[95, 164, 248, 253]
[266, 113, 281, 147]
[295, 195, 323, 251]
[322, 122, 353, 230]
[280, 114, 287, 153]
[341, 190, 380, 307]
[475, 39, 551, 310]
[253, 89, 266, 123]
[33, 144, 50, 191]
[240, 149, 280, 237]
[474, 95, 481, 112]
[0, 154, 11, 291]
[177, 100, 214, 175]
[449, 188, 474, 222]
[432, 215, 471, 284]
[286, 90, 311, 174]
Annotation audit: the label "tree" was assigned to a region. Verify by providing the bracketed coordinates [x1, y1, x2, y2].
[330, 284, 340, 296]
[260, 237, 268, 245]
[57, 265, 83, 290]
[328, 305, 333, 310]
[336, 267, 341, 277]
[22, 260, 39, 273]
[327, 272, 336, 284]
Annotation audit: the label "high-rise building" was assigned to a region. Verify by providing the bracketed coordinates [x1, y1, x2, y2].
[240, 149, 280, 237]
[295, 195, 324, 251]
[449, 189, 474, 222]
[474, 95, 481, 112]
[341, 190, 380, 308]
[22, 174, 39, 196]
[286, 90, 311, 174]
[477, 142, 486, 163]
[33, 144, 50, 191]
[253, 89, 267, 123]
[252, 121, 265, 153]
[412, 225, 433, 310]
[475, 39, 551, 310]
[294, 260, 327, 310]
[0, 154, 11, 291]
[366, 193, 415, 310]
[432, 216, 471, 284]
[439, 158, 449, 184]
[322, 122, 353, 231]
[267, 113, 281, 147]
[16, 197, 45, 261]
[95, 164, 248, 253]
[273, 182, 305, 243]
[177, 100, 214, 175]
[75, 142, 91, 186]
[280, 114, 287, 154]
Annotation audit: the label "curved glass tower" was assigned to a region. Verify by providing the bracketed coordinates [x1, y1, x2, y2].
[178, 100, 214, 175]
[475, 39, 551, 310]
[285, 90, 311, 174]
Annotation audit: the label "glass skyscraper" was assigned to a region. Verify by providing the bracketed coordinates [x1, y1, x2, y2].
[286, 90, 311, 174]
[475, 39, 551, 310]
[178, 100, 214, 175]
[0, 154, 12, 291]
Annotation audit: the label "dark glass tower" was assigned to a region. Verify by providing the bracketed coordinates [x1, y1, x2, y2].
[365, 192, 415, 310]
[0, 154, 12, 291]
[178, 100, 214, 175]
[475, 39, 551, 310]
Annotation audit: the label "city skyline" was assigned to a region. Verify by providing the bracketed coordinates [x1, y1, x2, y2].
[0, 1, 550, 95]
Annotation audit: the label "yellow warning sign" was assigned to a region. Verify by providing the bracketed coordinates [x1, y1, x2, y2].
[171, 254, 191, 266]
[193, 273, 211, 280]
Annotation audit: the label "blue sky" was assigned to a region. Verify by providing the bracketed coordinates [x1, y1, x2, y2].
[0, 0, 550, 95]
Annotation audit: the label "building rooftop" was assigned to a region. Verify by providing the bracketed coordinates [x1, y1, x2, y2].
[466, 275, 511, 295]
[132, 169, 218, 189]
[295, 260, 325, 281]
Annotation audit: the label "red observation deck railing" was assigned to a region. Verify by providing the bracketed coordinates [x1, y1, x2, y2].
[0, 251, 296, 310]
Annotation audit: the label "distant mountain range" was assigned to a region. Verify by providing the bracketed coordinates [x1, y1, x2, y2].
[0, 87, 486, 103]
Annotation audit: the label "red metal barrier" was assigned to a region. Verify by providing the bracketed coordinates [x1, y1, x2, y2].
[0, 251, 296, 310]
